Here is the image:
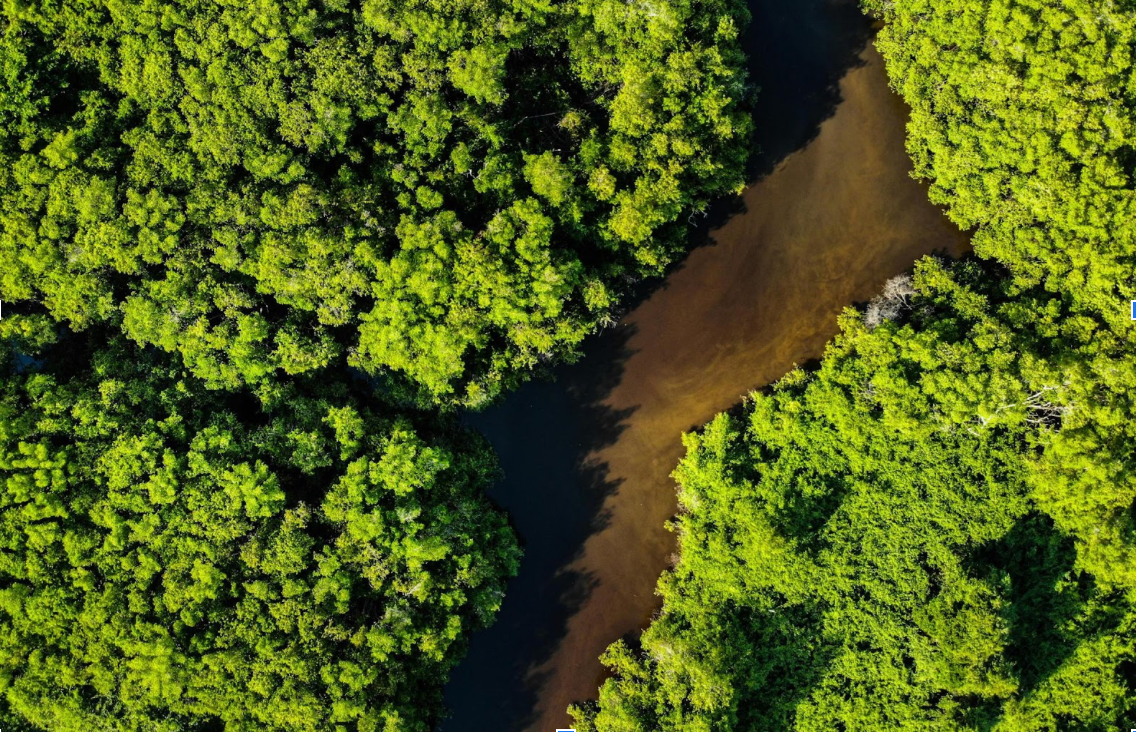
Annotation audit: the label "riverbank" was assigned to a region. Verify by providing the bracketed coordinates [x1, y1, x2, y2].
[441, 2, 970, 730]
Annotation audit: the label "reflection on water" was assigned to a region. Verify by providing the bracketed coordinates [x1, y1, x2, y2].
[440, 1, 971, 730]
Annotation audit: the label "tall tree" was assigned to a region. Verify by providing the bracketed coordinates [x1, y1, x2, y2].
[0, 319, 520, 730]
[0, 0, 752, 404]
[573, 259, 1136, 732]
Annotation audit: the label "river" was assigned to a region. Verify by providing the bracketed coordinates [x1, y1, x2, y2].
[440, 1, 971, 730]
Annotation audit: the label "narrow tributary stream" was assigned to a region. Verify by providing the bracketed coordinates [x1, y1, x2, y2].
[440, 1, 971, 730]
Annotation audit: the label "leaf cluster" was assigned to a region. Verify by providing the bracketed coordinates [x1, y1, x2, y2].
[0, 0, 753, 405]
[0, 334, 520, 731]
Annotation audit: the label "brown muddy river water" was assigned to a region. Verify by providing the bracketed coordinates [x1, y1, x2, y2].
[440, 1, 970, 730]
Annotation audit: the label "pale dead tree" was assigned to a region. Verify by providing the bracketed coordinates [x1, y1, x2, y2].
[972, 384, 1073, 431]
[628, 0, 663, 19]
[650, 640, 678, 664]
[864, 298, 898, 329]
[1023, 384, 1073, 427]
[881, 272, 916, 303]
[864, 273, 916, 329]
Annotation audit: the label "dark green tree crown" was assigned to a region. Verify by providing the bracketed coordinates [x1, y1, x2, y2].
[0, 0, 752, 405]
[0, 326, 521, 730]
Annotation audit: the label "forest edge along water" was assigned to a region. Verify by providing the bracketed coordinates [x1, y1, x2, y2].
[439, 1, 971, 730]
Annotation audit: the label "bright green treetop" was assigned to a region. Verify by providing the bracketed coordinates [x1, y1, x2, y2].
[0, 324, 520, 730]
[865, 0, 1136, 330]
[0, 0, 752, 404]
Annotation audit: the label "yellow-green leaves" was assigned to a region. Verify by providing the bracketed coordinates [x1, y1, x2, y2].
[872, 0, 1136, 334]
[578, 258, 1136, 731]
[0, 338, 520, 731]
[0, 0, 751, 405]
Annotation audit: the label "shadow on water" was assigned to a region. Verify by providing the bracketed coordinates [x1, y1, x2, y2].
[440, 2, 879, 731]
[678, 0, 875, 280]
[441, 326, 638, 730]
[742, 0, 873, 181]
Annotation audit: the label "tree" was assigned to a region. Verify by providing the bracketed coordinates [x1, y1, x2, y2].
[0, 0, 753, 405]
[863, 0, 1136, 334]
[0, 321, 520, 731]
[573, 259, 1136, 732]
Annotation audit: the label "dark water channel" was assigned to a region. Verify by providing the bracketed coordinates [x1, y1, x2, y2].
[439, 1, 971, 730]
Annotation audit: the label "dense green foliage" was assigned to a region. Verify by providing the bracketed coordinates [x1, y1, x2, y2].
[7, 0, 1135, 729]
[573, 259, 1136, 732]
[861, 0, 1136, 585]
[0, 325, 520, 731]
[0, 0, 751, 404]
[866, 0, 1135, 329]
